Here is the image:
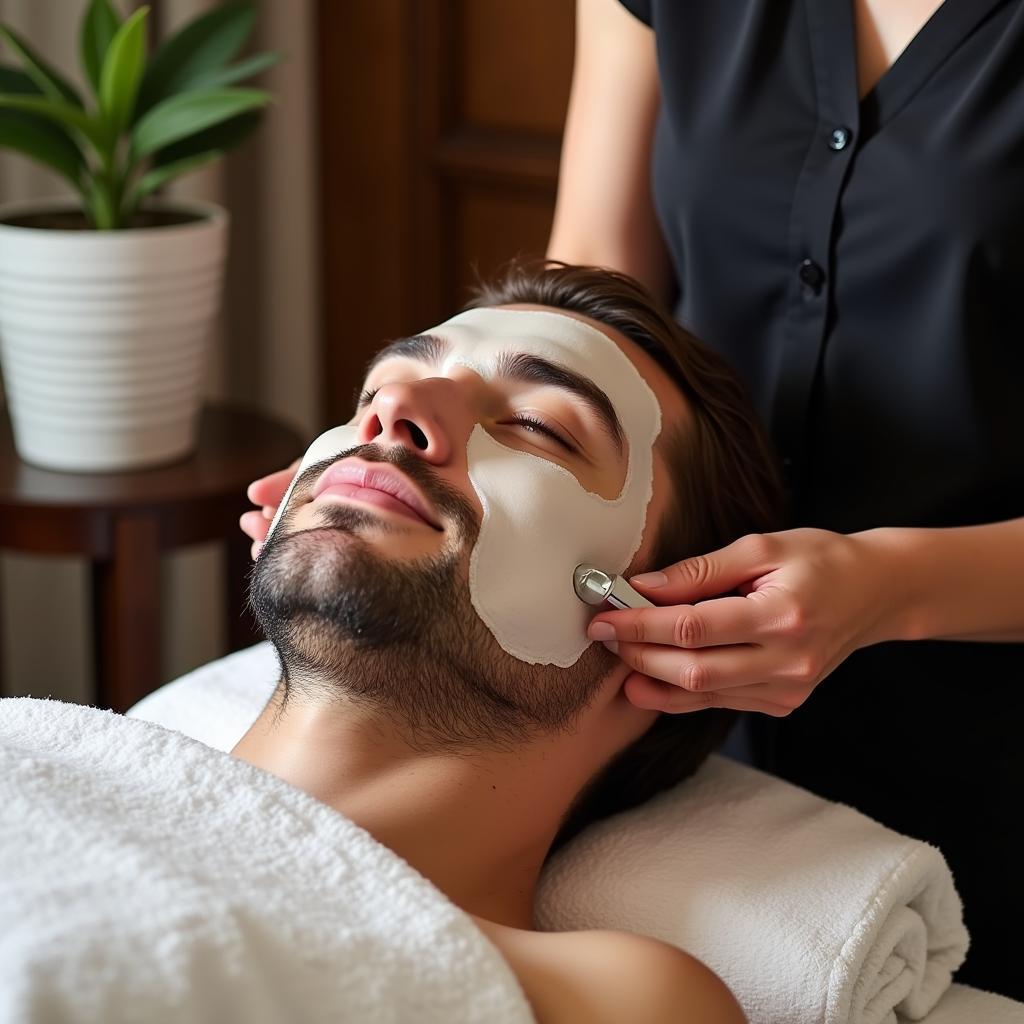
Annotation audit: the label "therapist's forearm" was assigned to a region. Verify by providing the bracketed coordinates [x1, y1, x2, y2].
[859, 517, 1024, 643]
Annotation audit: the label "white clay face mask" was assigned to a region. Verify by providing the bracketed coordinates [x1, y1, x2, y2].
[266, 308, 662, 668]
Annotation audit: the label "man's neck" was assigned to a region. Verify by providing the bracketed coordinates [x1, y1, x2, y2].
[230, 683, 612, 928]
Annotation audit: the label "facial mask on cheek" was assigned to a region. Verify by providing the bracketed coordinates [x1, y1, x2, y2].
[434, 308, 661, 667]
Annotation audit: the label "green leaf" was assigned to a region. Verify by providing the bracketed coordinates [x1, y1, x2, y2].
[0, 109, 85, 186]
[80, 0, 122, 96]
[0, 24, 83, 107]
[99, 6, 148, 137]
[134, 149, 221, 200]
[130, 86, 268, 159]
[0, 63, 42, 96]
[0, 93, 106, 151]
[135, 2, 255, 117]
[0, 66, 86, 190]
[189, 50, 280, 89]
[151, 107, 261, 166]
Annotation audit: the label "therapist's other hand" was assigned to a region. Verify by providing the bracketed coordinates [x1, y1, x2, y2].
[589, 529, 900, 716]
[240, 459, 299, 559]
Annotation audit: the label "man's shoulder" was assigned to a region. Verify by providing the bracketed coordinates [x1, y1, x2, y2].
[480, 921, 747, 1024]
[549, 929, 747, 1024]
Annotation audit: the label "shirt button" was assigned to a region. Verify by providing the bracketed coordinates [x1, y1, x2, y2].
[798, 258, 825, 292]
[828, 126, 852, 151]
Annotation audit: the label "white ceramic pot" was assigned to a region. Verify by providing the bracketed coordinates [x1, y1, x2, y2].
[0, 197, 229, 472]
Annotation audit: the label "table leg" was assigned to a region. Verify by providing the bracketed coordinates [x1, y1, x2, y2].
[225, 532, 262, 652]
[92, 513, 161, 714]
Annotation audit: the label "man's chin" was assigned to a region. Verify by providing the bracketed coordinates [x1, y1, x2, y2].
[251, 520, 458, 648]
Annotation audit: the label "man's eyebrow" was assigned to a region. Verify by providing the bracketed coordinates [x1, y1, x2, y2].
[497, 351, 625, 453]
[366, 333, 449, 374]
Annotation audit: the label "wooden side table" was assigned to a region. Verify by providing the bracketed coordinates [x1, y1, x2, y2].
[0, 404, 304, 713]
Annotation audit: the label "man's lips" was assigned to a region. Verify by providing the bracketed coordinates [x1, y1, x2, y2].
[310, 458, 443, 530]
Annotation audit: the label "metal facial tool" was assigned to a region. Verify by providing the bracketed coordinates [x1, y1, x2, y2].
[573, 563, 654, 610]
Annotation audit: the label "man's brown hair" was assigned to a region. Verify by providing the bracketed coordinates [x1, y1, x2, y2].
[470, 260, 789, 856]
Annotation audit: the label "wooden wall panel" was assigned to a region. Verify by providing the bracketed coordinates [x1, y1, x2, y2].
[317, 0, 574, 423]
[449, 185, 561, 308]
[316, 1, 418, 420]
[456, 0, 575, 135]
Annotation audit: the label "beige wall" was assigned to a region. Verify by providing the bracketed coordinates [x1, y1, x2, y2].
[0, 0, 320, 700]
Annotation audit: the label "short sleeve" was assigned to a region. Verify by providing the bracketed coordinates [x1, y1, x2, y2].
[618, 0, 652, 27]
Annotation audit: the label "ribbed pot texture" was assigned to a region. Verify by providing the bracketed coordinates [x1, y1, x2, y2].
[0, 198, 229, 472]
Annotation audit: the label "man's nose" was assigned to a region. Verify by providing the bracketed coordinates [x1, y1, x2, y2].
[357, 376, 472, 464]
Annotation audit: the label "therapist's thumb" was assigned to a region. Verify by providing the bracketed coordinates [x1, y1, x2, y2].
[629, 533, 779, 603]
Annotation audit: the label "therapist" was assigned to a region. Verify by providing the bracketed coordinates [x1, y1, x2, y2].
[242, 0, 1024, 999]
[546, 0, 1023, 1001]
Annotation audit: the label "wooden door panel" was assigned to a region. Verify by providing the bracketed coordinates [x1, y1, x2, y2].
[316, 1, 417, 420]
[450, 184, 561, 306]
[316, 0, 574, 424]
[457, 0, 576, 135]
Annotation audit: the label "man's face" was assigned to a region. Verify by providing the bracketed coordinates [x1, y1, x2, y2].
[250, 305, 687, 748]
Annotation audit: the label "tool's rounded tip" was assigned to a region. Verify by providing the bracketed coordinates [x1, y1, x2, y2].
[573, 563, 611, 605]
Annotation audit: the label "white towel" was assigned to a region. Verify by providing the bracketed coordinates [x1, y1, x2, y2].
[535, 752, 970, 1024]
[0, 697, 532, 1024]
[130, 643, 979, 1023]
[127, 641, 281, 752]
[923, 984, 1024, 1024]
[132, 643, 977, 1023]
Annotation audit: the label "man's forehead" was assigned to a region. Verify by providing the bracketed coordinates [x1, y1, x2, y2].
[369, 309, 633, 453]
[380, 304, 684, 442]
[418, 305, 619, 361]
[372, 307, 626, 372]
[372, 306, 661, 410]
[504, 304, 689, 443]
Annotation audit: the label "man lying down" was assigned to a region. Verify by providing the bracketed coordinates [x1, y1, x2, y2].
[0, 263, 783, 1024]
[235, 262, 784, 1020]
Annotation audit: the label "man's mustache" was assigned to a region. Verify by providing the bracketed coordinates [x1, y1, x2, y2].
[292, 442, 478, 534]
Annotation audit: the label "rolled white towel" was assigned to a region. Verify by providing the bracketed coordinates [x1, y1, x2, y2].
[924, 983, 1024, 1024]
[535, 753, 970, 1024]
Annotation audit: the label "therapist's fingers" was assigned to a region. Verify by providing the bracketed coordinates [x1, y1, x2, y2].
[240, 509, 275, 560]
[587, 596, 763, 649]
[247, 459, 300, 508]
[629, 532, 783, 604]
[608, 638, 794, 692]
[244, 459, 298, 559]
[624, 673, 806, 717]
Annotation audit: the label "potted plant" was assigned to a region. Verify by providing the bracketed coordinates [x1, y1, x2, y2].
[0, 0, 277, 471]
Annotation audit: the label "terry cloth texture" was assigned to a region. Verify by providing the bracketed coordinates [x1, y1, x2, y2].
[0, 697, 532, 1024]
[536, 753, 970, 1024]
[128, 643, 1021, 1023]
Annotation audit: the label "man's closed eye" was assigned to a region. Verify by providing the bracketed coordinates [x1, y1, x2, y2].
[500, 413, 578, 453]
[358, 385, 579, 455]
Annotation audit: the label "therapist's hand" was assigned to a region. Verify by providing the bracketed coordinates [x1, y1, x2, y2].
[588, 528, 904, 716]
[239, 460, 299, 559]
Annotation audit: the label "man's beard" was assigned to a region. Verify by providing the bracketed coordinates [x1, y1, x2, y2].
[249, 443, 615, 751]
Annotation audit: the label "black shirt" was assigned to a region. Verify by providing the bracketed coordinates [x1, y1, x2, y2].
[618, 0, 1024, 999]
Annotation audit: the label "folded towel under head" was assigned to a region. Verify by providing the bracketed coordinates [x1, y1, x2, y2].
[536, 753, 970, 1024]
